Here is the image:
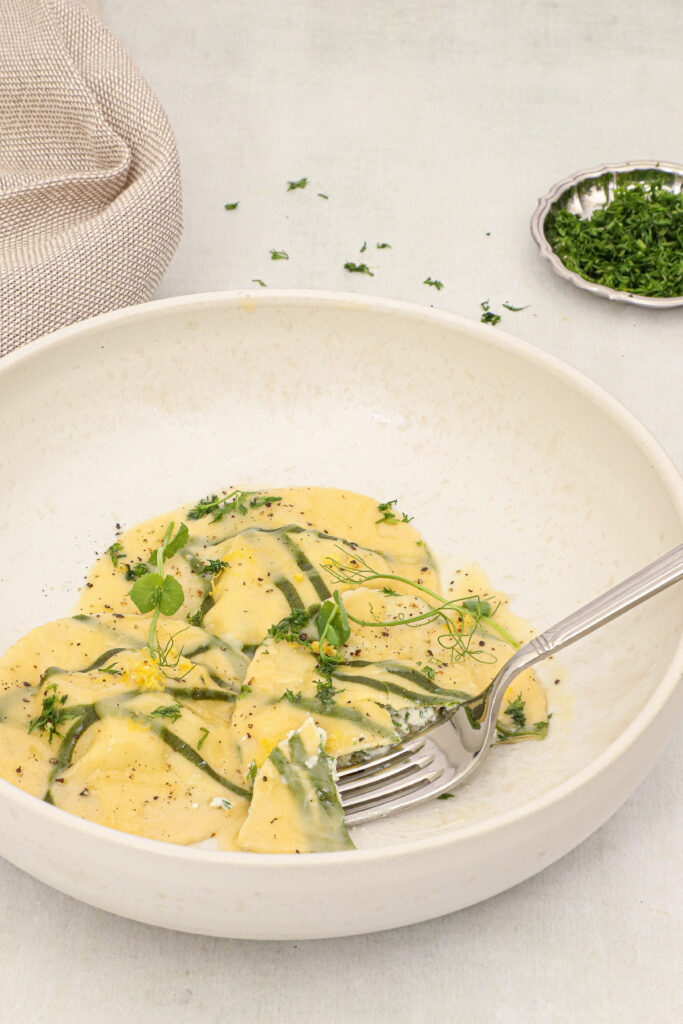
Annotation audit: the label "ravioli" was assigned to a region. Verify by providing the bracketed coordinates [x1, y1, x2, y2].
[0, 486, 549, 855]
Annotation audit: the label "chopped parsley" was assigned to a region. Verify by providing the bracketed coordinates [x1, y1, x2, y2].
[106, 541, 124, 566]
[199, 559, 228, 576]
[187, 490, 282, 522]
[360, 241, 367, 253]
[282, 689, 303, 704]
[287, 177, 308, 191]
[545, 178, 683, 298]
[437, 793, 455, 800]
[502, 301, 529, 312]
[317, 192, 329, 199]
[186, 609, 203, 627]
[246, 759, 258, 780]
[252, 278, 267, 287]
[270, 249, 289, 260]
[376, 242, 391, 249]
[125, 562, 150, 581]
[268, 607, 312, 643]
[197, 727, 209, 750]
[424, 277, 444, 290]
[375, 499, 413, 525]
[344, 261, 374, 276]
[28, 683, 79, 743]
[315, 679, 341, 705]
[224, 202, 239, 211]
[504, 694, 526, 729]
[480, 300, 501, 326]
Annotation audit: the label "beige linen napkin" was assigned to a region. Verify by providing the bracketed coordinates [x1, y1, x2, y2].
[0, 0, 182, 356]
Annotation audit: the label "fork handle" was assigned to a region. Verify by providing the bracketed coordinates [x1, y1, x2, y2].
[489, 543, 683, 718]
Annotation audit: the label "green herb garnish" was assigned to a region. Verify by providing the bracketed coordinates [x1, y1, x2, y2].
[502, 302, 529, 312]
[197, 727, 209, 750]
[187, 490, 282, 522]
[424, 277, 444, 290]
[504, 694, 526, 729]
[545, 179, 683, 297]
[129, 521, 186, 658]
[360, 241, 367, 253]
[314, 678, 342, 705]
[150, 702, 183, 724]
[252, 278, 267, 287]
[28, 683, 80, 743]
[107, 542, 124, 566]
[317, 591, 350, 649]
[344, 262, 374, 276]
[199, 559, 228, 576]
[437, 793, 455, 800]
[287, 178, 308, 191]
[125, 562, 150, 581]
[246, 759, 258, 780]
[270, 249, 289, 260]
[480, 300, 501, 326]
[224, 202, 239, 211]
[375, 499, 412, 525]
[376, 242, 391, 249]
[282, 689, 303, 704]
[268, 607, 312, 643]
[317, 193, 329, 199]
[321, 549, 520, 663]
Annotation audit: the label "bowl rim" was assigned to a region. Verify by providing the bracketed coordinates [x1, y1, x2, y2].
[1, 287, 682, 867]
[530, 159, 683, 309]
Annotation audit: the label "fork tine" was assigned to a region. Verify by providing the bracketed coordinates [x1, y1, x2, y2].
[337, 734, 428, 782]
[341, 739, 458, 826]
[338, 748, 435, 797]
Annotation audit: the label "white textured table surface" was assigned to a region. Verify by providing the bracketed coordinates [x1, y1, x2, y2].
[2, 2, 681, 1021]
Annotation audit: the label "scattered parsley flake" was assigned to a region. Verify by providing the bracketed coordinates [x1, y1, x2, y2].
[246, 759, 258, 780]
[502, 302, 529, 312]
[344, 261, 374, 276]
[197, 727, 209, 750]
[376, 242, 391, 249]
[252, 278, 267, 287]
[287, 178, 308, 191]
[270, 249, 289, 260]
[437, 793, 455, 800]
[317, 193, 329, 199]
[424, 277, 444, 290]
[224, 202, 239, 211]
[480, 300, 501, 326]
[360, 241, 367, 253]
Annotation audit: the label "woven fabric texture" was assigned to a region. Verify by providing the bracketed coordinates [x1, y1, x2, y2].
[0, 0, 182, 356]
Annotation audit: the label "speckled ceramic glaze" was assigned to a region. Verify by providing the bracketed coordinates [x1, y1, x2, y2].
[0, 291, 681, 938]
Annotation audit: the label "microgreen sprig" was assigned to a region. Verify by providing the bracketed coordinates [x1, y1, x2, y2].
[320, 548, 520, 661]
[129, 521, 186, 658]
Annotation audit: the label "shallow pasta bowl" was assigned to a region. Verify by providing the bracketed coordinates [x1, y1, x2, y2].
[0, 290, 681, 939]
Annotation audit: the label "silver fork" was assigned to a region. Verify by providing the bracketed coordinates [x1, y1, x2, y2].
[339, 544, 683, 826]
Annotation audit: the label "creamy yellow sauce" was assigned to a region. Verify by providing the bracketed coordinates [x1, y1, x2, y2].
[0, 487, 548, 854]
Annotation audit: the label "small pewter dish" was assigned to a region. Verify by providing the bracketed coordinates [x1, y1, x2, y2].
[531, 160, 683, 308]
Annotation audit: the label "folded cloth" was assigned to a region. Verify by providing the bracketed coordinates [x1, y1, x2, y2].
[0, 0, 182, 356]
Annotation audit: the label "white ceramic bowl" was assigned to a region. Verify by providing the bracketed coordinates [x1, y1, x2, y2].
[0, 291, 681, 939]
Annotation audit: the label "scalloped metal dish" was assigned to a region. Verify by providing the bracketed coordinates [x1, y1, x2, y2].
[531, 160, 683, 308]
